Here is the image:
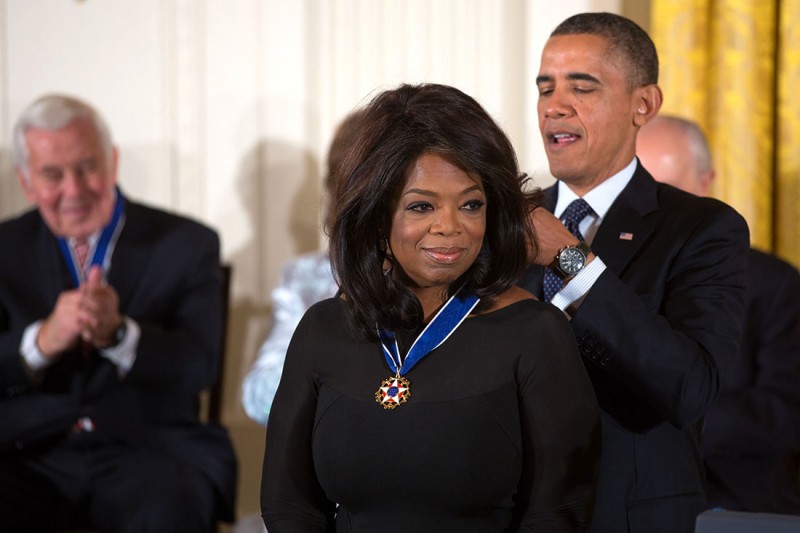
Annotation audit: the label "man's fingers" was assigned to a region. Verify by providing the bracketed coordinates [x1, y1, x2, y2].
[84, 265, 104, 287]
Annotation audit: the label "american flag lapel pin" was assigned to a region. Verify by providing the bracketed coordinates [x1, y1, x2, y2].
[619, 232, 634, 241]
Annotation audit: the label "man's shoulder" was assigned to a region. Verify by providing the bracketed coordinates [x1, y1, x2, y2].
[0, 208, 45, 241]
[653, 181, 747, 227]
[655, 180, 723, 209]
[748, 247, 800, 281]
[125, 200, 219, 240]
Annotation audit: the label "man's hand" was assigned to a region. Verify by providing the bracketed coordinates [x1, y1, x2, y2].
[528, 207, 581, 265]
[36, 289, 85, 359]
[79, 266, 122, 348]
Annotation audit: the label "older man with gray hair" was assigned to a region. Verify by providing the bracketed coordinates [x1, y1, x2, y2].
[0, 94, 236, 531]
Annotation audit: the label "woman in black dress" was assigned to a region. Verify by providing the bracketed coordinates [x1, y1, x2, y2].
[261, 83, 600, 532]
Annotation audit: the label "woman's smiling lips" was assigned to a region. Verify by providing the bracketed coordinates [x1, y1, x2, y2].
[423, 247, 465, 264]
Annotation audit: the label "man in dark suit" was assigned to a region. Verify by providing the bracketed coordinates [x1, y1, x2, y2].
[638, 114, 800, 514]
[520, 13, 750, 533]
[0, 94, 236, 531]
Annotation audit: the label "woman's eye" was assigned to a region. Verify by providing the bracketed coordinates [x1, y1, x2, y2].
[462, 199, 485, 212]
[407, 201, 432, 212]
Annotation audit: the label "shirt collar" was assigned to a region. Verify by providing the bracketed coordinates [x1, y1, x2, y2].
[68, 231, 100, 248]
[554, 157, 637, 220]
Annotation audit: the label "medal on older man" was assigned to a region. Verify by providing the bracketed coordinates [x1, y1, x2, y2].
[57, 187, 126, 287]
[375, 286, 479, 409]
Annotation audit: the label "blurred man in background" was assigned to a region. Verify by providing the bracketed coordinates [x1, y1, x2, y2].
[638, 114, 800, 514]
[0, 94, 236, 532]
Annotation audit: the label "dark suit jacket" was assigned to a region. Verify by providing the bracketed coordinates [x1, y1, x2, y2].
[0, 198, 236, 521]
[702, 248, 800, 514]
[519, 162, 750, 533]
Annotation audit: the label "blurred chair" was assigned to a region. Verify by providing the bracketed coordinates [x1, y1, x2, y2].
[695, 509, 800, 532]
[207, 263, 232, 424]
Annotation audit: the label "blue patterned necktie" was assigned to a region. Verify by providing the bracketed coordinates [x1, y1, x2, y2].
[543, 199, 594, 302]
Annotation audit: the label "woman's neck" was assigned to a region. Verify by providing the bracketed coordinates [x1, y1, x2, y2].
[411, 286, 449, 322]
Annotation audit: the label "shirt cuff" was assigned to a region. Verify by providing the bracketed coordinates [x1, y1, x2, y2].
[550, 256, 607, 317]
[20, 321, 54, 371]
[99, 316, 141, 377]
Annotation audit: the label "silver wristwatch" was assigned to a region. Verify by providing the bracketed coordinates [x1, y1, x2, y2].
[550, 241, 591, 280]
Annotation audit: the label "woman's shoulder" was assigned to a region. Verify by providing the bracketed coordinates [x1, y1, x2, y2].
[480, 285, 537, 314]
[473, 286, 571, 333]
[479, 285, 546, 316]
[290, 297, 351, 350]
[303, 295, 344, 319]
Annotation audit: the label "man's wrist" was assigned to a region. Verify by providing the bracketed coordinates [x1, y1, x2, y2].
[98, 318, 127, 349]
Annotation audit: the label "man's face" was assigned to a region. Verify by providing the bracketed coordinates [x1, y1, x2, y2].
[537, 34, 644, 193]
[637, 121, 709, 196]
[18, 117, 118, 239]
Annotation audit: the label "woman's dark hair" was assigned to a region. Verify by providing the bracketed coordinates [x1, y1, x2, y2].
[323, 108, 369, 230]
[329, 83, 540, 339]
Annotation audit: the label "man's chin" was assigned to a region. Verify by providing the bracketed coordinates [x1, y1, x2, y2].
[56, 220, 102, 240]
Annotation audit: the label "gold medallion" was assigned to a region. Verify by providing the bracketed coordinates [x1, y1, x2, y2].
[375, 375, 411, 409]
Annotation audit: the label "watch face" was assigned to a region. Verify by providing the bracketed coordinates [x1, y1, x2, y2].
[559, 247, 586, 275]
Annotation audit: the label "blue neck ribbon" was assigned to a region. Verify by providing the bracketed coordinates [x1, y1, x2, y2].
[57, 187, 126, 287]
[378, 286, 480, 376]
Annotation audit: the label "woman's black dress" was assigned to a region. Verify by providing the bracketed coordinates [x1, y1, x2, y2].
[262, 297, 600, 532]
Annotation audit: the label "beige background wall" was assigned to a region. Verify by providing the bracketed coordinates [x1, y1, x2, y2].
[0, 0, 645, 522]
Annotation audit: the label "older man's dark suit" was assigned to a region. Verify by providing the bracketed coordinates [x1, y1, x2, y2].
[519, 162, 749, 533]
[0, 198, 236, 527]
[701, 248, 800, 513]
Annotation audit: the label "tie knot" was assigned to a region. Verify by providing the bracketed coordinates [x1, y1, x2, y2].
[560, 199, 593, 240]
[562, 199, 593, 224]
[74, 240, 90, 267]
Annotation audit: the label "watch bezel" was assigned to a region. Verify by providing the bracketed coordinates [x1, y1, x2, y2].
[551, 241, 590, 280]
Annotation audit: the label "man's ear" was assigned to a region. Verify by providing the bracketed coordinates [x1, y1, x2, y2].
[110, 146, 120, 184]
[633, 84, 663, 127]
[16, 170, 36, 204]
[698, 169, 716, 196]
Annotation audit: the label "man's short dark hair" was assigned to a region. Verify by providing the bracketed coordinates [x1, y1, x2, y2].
[552, 12, 659, 88]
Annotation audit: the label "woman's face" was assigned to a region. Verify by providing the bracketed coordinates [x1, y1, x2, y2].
[388, 152, 486, 302]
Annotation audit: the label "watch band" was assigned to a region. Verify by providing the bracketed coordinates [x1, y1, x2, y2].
[106, 318, 128, 348]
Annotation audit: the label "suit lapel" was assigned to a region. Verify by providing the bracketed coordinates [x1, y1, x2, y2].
[106, 202, 151, 308]
[34, 216, 73, 304]
[592, 165, 659, 277]
[532, 164, 660, 288]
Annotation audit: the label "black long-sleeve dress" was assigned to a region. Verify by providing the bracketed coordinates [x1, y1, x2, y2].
[262, 297, 600, 532]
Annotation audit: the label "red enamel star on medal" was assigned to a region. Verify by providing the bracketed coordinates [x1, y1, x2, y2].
[375, 375, 411, 409]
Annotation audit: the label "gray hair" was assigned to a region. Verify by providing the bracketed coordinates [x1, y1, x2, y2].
[12, 94, 113, 179]
[653, 115, 713, 176]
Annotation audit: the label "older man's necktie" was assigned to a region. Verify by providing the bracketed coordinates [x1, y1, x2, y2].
[542, 199, 594, 302]
[74, 240, 90, 269]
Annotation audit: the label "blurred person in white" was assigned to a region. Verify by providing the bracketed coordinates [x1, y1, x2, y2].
[241, 109, 365, 425]
[638, 114, 800, 514]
